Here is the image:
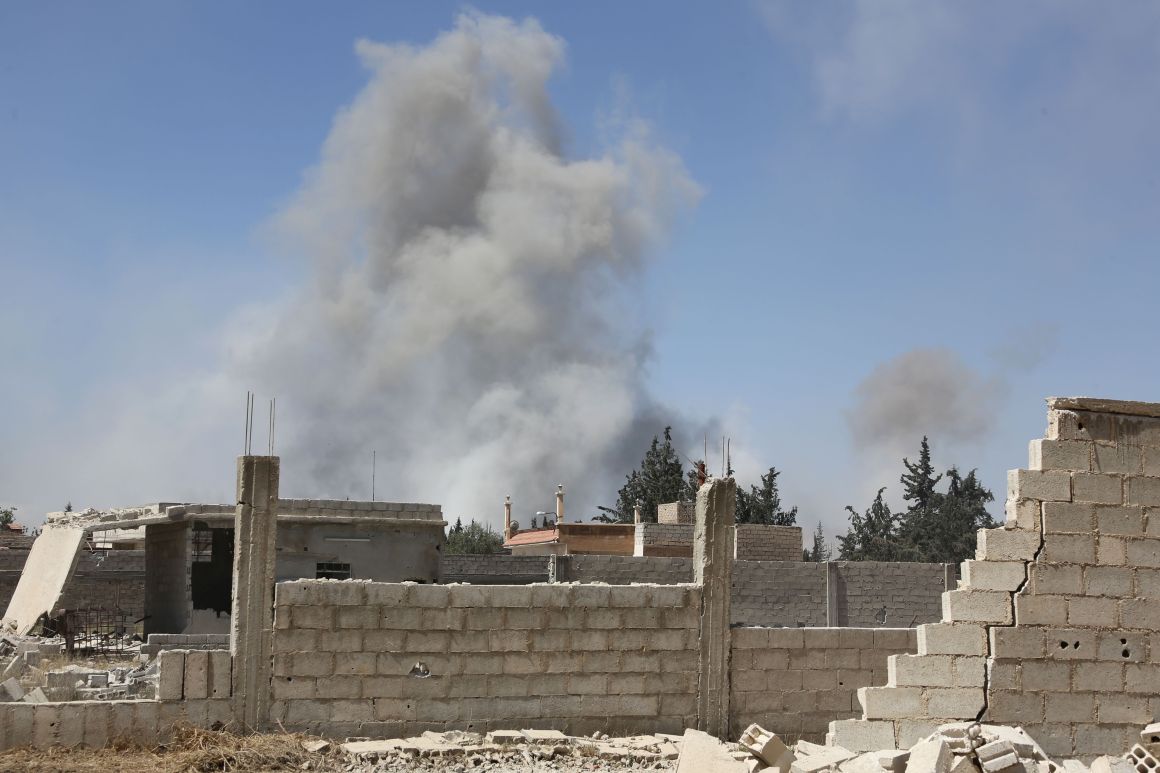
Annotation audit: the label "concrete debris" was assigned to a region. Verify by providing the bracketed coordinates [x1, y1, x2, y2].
[341, 730, 682, 771]
[675, 729, 745, 772]
[725, 722, 1160, 773]
[1, 676, 25, 701]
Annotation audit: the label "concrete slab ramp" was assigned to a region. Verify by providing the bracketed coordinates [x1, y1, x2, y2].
[1, 525, 86, 635]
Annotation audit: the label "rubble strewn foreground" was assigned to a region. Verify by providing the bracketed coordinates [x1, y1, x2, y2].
[712, 721, 1160, 773]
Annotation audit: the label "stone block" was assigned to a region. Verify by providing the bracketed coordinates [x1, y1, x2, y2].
[1043, 502, 1095, 534]
[1072, 473, 1123, 505]
[991, 626, 1046, 659]
[1094, 443, 1143, 475]
[1099, 536, 1127, 565]
[1005, 498, 1041, 530]
[1029, 563, 1083, 595]
[1022, 661, 1070, 692]
[1126, 538, 1160, 568]
[858, 686, 923, 719]
[1041, 534, 1095, 565]
[1009, 469, 1071, 502]
[827, 719, 896, 753]
[1120, 598, 1160, 631]
[1084, 566, 1134, 597]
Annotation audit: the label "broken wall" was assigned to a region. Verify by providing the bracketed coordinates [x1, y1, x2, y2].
[832, 397, 1160, 761]
[734, 524, 803, 561]
[269, 580, 701, 739]
[0, 550, 145, 623]
[144, 523, 192, 635]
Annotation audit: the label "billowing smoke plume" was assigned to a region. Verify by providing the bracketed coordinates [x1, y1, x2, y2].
[232, 14, 701, 524]
[846, 348, 1002, 453]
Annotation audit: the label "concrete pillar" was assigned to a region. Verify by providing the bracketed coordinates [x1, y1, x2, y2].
[230, 455, 279, 731]
[693, 476, 734, 739]
[556, 485, 565, 523]
[826, 561, 840, 627]
[633, 500, 642, 525]
[504, 495, 512, 540]
[944, 562, 957, 591]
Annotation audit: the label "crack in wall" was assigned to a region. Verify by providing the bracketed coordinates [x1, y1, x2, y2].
[975, 506, 1047, 723]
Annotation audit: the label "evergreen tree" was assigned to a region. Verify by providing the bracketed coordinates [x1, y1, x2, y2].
[805, 522, 831, 562]
[451, 517, 464, 536]
[837, 488, 910, 561]
[898, 437, 943, 552]
[64, 502, 72, 513]
[0, 506, 14, 528]
[445, 520, 504, 555]
[598, 427, 686, 523]
[684, 459, 707, 501]
[736, 467, 798, 525]
[927, 467, 997, 563]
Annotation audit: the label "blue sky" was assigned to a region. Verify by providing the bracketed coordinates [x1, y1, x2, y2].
[2, 2, 1159, 534]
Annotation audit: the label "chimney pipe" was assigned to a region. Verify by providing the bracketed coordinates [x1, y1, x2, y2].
[504, 495, 512, 539]
[556, 485, 565, 524]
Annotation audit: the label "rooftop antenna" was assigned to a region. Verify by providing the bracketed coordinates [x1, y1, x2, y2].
[371, 450, 376, 502]
[726, 438, 731, 477]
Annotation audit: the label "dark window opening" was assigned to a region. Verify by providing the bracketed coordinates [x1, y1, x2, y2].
[317, 562, 351, 580]
[192, 523, 234, 614]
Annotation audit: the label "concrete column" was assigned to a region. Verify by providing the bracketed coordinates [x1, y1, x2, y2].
[556, 485, 565, 523]
[633, 500, 642, 525]
[825, 561, 840, 627]
[504, 495, 512, 540]
[230, 455, 279, 731]
[693, 476, 734, 739]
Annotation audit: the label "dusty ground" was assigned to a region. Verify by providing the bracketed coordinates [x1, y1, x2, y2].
[0, 728, 677, 773]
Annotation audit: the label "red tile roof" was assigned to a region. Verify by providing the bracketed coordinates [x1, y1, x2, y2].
[503, 527, 558, 547]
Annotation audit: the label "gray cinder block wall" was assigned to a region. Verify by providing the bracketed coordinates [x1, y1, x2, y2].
[268, 580, 702, 739]
[831, 397, 1160, 762]
[144, 523, 192, 635]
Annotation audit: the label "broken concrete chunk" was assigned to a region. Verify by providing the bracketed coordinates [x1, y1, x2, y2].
[520, 728, 568, 743]
[739, 723, 793, 768]
[1090, 755, 1135, 773]
[949, 755, 983, 773]
[0, 676, 25, 701]
[301, 740, 330, 753]
[676, 730, 747, 773]
[878, 750, 911, 772]
[21, 687, 46, 703]
[906, 738, 952, 773]
[485, 730, 526, 746]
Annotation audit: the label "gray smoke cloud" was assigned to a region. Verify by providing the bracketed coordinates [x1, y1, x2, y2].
[847, 348, 1003, 453]
[229, 13, 701, 525]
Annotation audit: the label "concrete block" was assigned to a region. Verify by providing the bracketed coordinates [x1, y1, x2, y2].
[1031, 439, 1093, 472]
[827, 719, 895, 753]
[1072, 473, 1123, 504]
[157, 650, 185, 700]
[1008, 469, 1071, 502]
[1041, 534, 1095, 565]
[1042, 502, 1095, 534]
[1129, 476, 1160, 507]
[858, 686, 923, 719]
[1, 676, 25, 701]
[990, 626, 1046, 659]
[1099, 536, 1127, 565]
[1005, 498, 1041, 530]
[943, 590, 1013, 624]
[976, 528, 1040, 561]
[963, 560, 1026, 591]
[925, 688, 985, 718]
[183, 650, 209, 700]
[1029, 564, 1083, 595]
[1084, 566, 1134, 597]
[888, 654, 953, 687]
[905, 737, 951, 773]
[918, 624, 988, 656]
[1068, 596, 1119, 627]
[1094, 443, 1143, 475]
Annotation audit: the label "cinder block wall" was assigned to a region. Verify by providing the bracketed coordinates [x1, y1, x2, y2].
[731, 627, 917, 744]
[438, 555, 550, 584]
[269, 580, 701, 739]
[833, 398, 1160, 762]
[734, 524, 802, 561]
[733, 561, 827, 627]
[833, 562, 951, 628]
[0, 550, 145, 621]
[556, 555, 694, 585]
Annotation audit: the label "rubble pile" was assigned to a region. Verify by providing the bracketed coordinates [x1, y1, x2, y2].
[337, 729, 681, 772]
[0, 634, 156, 703]
[722, 722, 1160, 773]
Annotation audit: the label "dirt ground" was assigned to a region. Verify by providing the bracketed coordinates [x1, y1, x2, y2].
[0, 728, 677, 773]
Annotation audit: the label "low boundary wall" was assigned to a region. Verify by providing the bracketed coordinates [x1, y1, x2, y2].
[269, 580, 701, 739]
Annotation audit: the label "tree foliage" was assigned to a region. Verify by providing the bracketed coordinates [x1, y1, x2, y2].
[598, 427, 686, 523]
[444, 518, 504, 555]
[804, 522, 831, 562]
[736, 467, 798, 525]
[0, 506, 14, 528]
[838, 438, 996, 563]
